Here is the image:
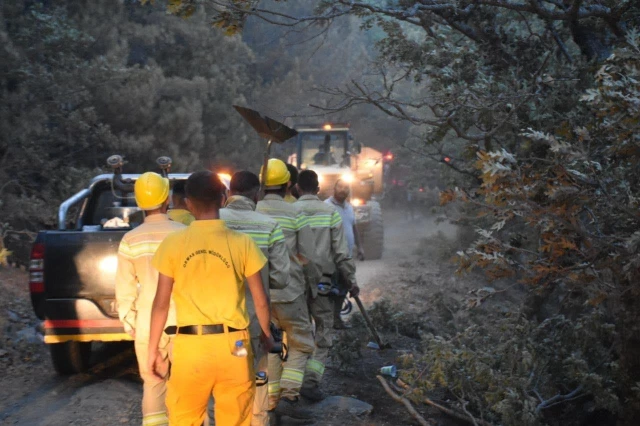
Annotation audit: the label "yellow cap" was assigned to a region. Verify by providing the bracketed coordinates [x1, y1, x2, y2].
[134, 172, 170, 210]
[261, 159, 291, 188]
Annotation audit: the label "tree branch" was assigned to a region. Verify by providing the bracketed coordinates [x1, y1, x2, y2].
[376, 375, 432, 426]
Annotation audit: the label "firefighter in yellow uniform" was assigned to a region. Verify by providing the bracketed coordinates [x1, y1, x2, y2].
[294, 170, 360, 401]
[220, 171, 291, 426]
[256, 159, 320, 421]
[147, 171, 274, 426]
[167, 180, 195, 225]
[116, 172, 186, 426]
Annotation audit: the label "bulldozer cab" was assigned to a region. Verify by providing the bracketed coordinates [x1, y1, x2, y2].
[283, 125, 356, 165]
[277, 124, 366, 199]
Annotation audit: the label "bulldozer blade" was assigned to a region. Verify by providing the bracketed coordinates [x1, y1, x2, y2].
[233, 105, 298, 143]
[354, 296, 391, 350]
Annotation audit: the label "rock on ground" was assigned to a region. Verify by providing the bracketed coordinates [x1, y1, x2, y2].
[311, 396, 374, 417]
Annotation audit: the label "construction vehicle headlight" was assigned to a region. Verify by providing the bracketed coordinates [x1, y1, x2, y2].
[341, 173, 354, 184]
[217, 173, 232, 190]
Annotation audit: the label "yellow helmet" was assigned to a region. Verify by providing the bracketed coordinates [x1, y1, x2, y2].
[261, 158, 291, 188]
[134, 172, 170, 210]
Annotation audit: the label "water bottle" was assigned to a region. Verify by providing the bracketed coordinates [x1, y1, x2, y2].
[256, 371, 268, 386]
[233, 340, 248, 357]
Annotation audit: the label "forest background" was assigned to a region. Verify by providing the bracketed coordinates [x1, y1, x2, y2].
[1, 0, 640, 425]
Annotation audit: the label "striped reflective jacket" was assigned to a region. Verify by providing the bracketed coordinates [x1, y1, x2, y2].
[257, 193, 320, 303]
[295, 195, 357, 289]
[116, 214, 186, 339]
[221, 195, 290, 337]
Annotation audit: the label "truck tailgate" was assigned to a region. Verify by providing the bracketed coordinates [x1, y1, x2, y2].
[43, 230, 127, 311]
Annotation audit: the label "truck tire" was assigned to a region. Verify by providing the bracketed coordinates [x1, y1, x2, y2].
[49, 341, 92, 375]
[362, 201, 384, 260]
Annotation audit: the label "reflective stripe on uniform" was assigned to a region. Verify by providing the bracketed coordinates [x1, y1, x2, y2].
[330, 211, 342, 227]
[280, 367, 305, 386]
[118, 239, 162, 259]
[306, 359, 325, 376]
[142, 411, 169, 426]
[306, 214, 333, 228]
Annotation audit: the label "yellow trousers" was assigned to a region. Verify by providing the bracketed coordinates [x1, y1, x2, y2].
[135, 334, 172, 426]
[267, 295, 315, 409]
[167, 330, 255, 426]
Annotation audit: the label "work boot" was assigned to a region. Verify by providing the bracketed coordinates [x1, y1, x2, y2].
[300, 384, 325, 402]
[274, 396, 314, 420]
[333, 317, 351, 330]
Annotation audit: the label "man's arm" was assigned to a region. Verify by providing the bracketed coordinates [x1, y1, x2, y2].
[353, 223, 365, 260]
[247, 272, 274, 350]
[115, 242, 137, 337]
[147, 273, 173, 381]
[267, 226, 290, 290]
[331, 212, 359, 297]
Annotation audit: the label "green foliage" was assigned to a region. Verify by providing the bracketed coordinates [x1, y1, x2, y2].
[0, 1, 264, 259]
[400, 310, 619, 425]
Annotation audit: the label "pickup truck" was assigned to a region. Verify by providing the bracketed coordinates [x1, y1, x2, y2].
[28, 160, 190, 374]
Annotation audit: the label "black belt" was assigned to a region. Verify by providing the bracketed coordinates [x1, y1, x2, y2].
[164, 324, 244, 335]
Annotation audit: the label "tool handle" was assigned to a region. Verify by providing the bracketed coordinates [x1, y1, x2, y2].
[354, 296, 385, 348]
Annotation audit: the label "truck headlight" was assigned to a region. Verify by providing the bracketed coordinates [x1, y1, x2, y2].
[351, 198, 363, 207]
[341, 173, 354, 183]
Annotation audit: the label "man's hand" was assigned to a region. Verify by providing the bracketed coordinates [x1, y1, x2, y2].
[124, 324, 136, 339]
[349, 284, 360, 298]
[147, 348, 168, 382]
[357, 247, 365, 261]
[260, 331, 275, 354]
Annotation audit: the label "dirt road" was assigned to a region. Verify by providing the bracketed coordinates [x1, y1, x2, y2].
[0, 209, 458, 425]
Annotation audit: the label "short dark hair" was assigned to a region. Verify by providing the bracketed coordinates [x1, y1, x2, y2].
[230, 171, 260, 198]
[185, 170, 225, 210]
[286, 163, 299, 185]
[298, 170, 319, 193]
[172, 180, 187, 198]
[264, 187, 287, 197]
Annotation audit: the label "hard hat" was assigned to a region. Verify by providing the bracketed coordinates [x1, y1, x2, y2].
[134, 172, 170, 210]
[261, 158, 291, 188]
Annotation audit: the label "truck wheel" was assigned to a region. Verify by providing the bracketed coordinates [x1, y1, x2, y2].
[363, 201, 384, 260]
[49, 341, 92, 375]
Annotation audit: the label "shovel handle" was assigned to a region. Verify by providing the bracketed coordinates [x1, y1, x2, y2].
[353, 296, 386, 349]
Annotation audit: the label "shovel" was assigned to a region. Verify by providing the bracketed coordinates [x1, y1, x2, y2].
[353, 295, 391, 350]
[232, 105, 298, 196]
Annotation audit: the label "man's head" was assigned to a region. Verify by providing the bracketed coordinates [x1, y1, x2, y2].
[230, 171, 260, 202]
[184, 170, 226, 217]
[134, 172, 170, 214]
[261, 158, 290, 198]
[286, 163, 299, 199]
[334, 178, 350, 203]
[171, 180, 188, 210]
[297, 170, 319, 195]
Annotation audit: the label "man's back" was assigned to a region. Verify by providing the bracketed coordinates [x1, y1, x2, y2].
[221, 195, 290, 336]
[295, 195, 344, 277]
[257, 194, 317, 303]
[116, 214, 185, 337]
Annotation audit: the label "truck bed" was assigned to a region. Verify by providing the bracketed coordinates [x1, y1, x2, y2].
[34, 229, 133, 343]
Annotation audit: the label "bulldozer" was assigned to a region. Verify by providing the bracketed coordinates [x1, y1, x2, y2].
[278, 123, 385, 259]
